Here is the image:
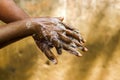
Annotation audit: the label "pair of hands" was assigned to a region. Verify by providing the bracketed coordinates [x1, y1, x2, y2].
[30, 17, 87, 64]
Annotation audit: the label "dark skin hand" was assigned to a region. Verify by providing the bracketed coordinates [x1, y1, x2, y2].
[31, 17, 88, 63]
[0, 0, 88, 64]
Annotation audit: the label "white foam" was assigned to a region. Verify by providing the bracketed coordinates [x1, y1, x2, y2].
[26, 21, 32, 29]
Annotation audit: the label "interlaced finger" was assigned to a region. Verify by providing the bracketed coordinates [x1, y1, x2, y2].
[61, 23, 86, 43]
[51, 37, 62, 55]
[61, 23, 75, 31]
[57, 32, 72, 44]
[62, 43, 82, 57]
[72, 39, 87, 51]
[40, 43, 58, 64]
[66, 29, 82, 43]
[33, 35, 58, 64]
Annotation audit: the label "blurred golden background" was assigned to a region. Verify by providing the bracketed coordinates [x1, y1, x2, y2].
[0, 0, 120, 80]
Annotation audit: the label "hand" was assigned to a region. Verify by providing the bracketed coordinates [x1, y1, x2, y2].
[31, 17, 88, 64]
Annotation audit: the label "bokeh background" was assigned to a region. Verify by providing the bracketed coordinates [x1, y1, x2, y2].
[0, 0, 120, 80]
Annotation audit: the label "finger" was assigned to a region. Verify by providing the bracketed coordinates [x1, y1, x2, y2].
[56, 17, 64, 21]
[35, 40, 58, 64]
[57, 32, 86, 51]
[73, 39, 83, 47]
[70, 42, 77, 48]
[79, 46, 88, 52]
[61, 23, 86, 43]
[61, 23, 82, 35]
[62, 43, 82, 57]
[33, 34, 58, 63]
[58, 32, 72, 44]
[61, 23, 75, 30]
[81, 38, 86, 43]
[42, 45, 58, 64]
[55, 47, 62, 55]
[51, 37, 62, 55]
[72, 39, 88, 52]
[66, 29, 82, 42]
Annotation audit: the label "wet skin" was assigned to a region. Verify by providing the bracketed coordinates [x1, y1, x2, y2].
[0, 0, 87, 64]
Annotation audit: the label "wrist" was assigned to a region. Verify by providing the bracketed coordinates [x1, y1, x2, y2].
[28, 18, 42, 33]
[25, 19, 38, 34]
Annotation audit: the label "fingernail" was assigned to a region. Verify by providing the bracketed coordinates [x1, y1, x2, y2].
[82, 39, 86, 43]
[77, 51, 82, 57]
[79, 47, 88, 52]
[58, 49, 62, 55]
[80, 41, 83, 45]
[74, 50, 82, 57]
[51, 59, 58, 64]
[83, 47, 88, 52]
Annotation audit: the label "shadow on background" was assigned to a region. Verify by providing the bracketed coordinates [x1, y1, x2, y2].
[66, 1, 120, 80]
[0, 41, 39, 80]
